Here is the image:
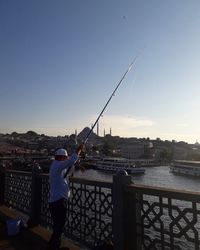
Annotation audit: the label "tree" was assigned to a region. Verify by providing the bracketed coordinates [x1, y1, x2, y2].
[160, 149, 173, 162]
[102, 141, 114, 156]
[26, 131, 38, 137]
[11, 132, 18, 137]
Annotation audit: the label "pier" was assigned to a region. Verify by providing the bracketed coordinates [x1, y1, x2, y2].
[0, 167, 200, 249]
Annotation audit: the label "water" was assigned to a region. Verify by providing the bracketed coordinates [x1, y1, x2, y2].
[74, 165, 200, 249]
[74, 165, 200, 192]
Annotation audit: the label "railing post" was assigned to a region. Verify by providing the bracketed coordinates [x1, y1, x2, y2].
[123, 185, 142, 250]
[0, 166, 5, 205]
[112, 171, 132, 250]
[28, 164, 42, 227]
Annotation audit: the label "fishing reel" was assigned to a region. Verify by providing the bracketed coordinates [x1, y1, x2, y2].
[74, 159, 85, 172]
[79, 150, 86, 159]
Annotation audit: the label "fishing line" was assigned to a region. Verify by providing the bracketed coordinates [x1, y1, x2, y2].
[64, 55, 139, 178]
[83, 55, 139, 144]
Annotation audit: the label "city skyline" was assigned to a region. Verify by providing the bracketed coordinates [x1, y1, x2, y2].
[1, 1, 200, 144]
[1, 124, 198, 145]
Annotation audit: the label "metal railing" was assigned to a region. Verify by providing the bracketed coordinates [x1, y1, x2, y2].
[4, 170, 32, 215]
[39, 174, 113, 247]
[1, 167, 200, 249]
[124, 184, 200, 250]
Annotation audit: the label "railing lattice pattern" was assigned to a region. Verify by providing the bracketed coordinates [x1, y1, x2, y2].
[40, 174, 52, 227]
[4, 170, 32, 215]
[138, 193, 200, 250]
[66, 179, 113, 247]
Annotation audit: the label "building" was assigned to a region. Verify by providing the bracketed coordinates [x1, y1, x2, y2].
[119, 143, 144, 159]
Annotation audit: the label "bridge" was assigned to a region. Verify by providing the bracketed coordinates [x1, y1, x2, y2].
[0, 166, 200, 249]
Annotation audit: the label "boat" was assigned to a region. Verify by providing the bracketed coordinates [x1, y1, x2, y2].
[93, 157, 145, 175]
[170, 160, 200, 177]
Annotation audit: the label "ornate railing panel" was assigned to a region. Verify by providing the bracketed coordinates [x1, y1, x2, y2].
[66, 178, 113, 247]
[40, 174, 52, 227]
[39, 175, 113, 248]
[2, 169, 200, 249]
[125, 184, 200, 250]
[4, 170, 32, 215]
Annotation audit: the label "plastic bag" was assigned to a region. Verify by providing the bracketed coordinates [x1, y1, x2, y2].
[6, 219, 22, 236]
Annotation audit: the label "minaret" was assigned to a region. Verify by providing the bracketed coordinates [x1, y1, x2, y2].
[110, 127, 112, 136]
[104, 129, 106, 137]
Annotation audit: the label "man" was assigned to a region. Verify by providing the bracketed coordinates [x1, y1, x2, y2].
[46, 144, 84, 250]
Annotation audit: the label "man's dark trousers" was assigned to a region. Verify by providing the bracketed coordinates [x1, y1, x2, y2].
[46, 198, 67, 250]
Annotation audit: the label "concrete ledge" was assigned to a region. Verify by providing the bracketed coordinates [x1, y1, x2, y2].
[0, 205, 81, 250]
[0, 205, 21, 219]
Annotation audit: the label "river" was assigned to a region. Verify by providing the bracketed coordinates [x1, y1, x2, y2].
[74, 165, 200, 192]
[74, 166, 200, 249]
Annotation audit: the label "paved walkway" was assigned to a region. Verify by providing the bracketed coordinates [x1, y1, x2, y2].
[0, 206, 81, 250]
[0, 221, 47, 250]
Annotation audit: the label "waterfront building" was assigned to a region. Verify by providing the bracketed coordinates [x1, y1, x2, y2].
[119, 143, 144, 159]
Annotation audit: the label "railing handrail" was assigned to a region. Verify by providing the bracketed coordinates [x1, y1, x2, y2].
[34, 172, 113, 188]
[5, 169, 32, 176]
[70, 176, 113, 188]
[125, 183, 200, 201]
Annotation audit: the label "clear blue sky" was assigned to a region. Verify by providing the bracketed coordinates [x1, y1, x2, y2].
[1, 0, 200, 143]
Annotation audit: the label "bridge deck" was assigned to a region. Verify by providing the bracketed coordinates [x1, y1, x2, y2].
[0, 206, 80, 250]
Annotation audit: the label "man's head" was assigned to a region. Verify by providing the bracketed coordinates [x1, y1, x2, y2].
[55, 148, 68, 161]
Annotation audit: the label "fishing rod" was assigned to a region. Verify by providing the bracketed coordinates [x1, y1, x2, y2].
[83, 57, 138, 144]
[64, 57, 138, 178]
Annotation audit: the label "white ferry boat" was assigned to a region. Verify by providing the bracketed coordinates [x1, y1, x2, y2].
[93, 157, 145, 175]
[170, 160, 200, 177]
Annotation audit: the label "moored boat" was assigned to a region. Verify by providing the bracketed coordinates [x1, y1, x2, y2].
[93, 157, 145, 175]
[170, 160, 200, 177]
